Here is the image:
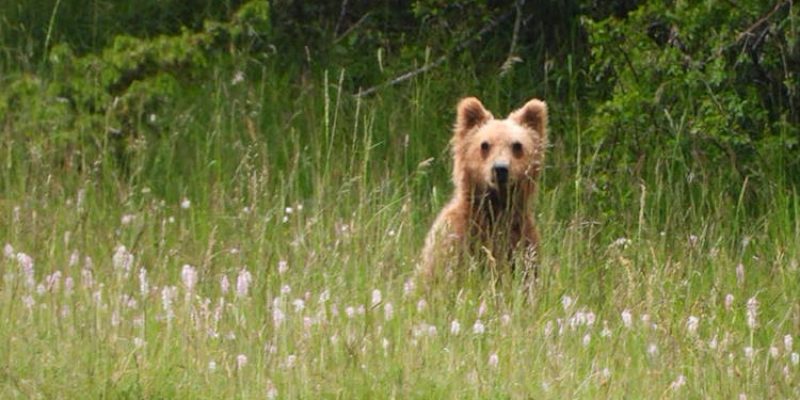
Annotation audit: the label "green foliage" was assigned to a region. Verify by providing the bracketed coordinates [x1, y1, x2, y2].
[583, 1, 799, 180]
[1, 1, 271, 174]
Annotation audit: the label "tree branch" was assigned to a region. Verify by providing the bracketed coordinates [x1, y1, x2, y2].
[355, 5, 517, 97]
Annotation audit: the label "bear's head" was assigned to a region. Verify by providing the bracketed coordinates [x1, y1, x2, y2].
[450, 97, 548, 201]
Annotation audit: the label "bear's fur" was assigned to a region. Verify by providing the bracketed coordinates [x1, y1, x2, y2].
[419, 96, 548, 280]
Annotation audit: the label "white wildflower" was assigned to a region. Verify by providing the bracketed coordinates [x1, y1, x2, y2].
[746, 296, 758, 329]
[277, 260, 288, 274]
[744, 346, 754, 360]
[687, 315, 700, 335]
[473, 319, 486, 335]
[318, 289, 330, 303]
[621, 309, 633, 328]
[450, 320, 461, 335]
[3, 243, 13, 259]
[488, 352, 499, 368]
[724, 294, 734, 310]
[561, 295, 573, 311]
[670, 374, 686, 390]
[236, 354, 248, 369]
[181, 264, 197, 293]
[112, 245, 134, 274]
[139, 268, 149, 296]
[785, 334, 793, 353]
[371, 289, 382, 306]
[383, 302, 393, 321]
[236, 268, 252, 299]
[220, 275, 230, 295]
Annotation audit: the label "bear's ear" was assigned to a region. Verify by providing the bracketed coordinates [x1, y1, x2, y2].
[509, 98, 547, 137]
[455, 97, 492, 138]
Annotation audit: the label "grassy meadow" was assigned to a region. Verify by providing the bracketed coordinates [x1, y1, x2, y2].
[2, 2, 800, 398]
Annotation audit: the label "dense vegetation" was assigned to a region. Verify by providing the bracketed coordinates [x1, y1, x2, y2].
[1, 0, 799, 398]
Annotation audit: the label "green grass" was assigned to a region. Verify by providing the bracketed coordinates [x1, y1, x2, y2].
[1, 60, 800, 399]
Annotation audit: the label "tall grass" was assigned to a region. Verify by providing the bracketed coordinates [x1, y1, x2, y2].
[2, 51, 800, 398]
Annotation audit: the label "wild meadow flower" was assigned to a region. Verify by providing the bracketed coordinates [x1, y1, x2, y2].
[231, 70, 245, 85]
[208, 361, 217, 372]
[181, 264, 197, 293]
[162, 286, 178, 322]
[770, 346, 780, 359]
[4, 243, 15, 259]
[688, 234, 699, 247]
[133, 337, 145, 348]
[746, 296, 758, 329]
[64, 277, 74, 296]
[785, 335, 793, 352]
[112, 245, 134, 274]
[582, 333, 591, 347]
[500, 314, 511, 326]
[473, 319, 486, 335]
[371, 289, 382, 306]
[265, 381, 278, 400]
[403, 279, 415, 297]
[744, 346, 754, 360]
[286, 354, 297, 368]
[488, 352, 499, 369]
[345, 306, 356, 318]
[22, 295, 35, 310]
[736, 263, 745, 285]
[281, 284, 291, 295]
[220, 275, 229, 295]
[278, 260, 288, 274]
[383, 302, 394, 321]
[561, 295, 573, 311]
[621, 309, 633, 328]
[647, 343, 659, 357]
[601, 321, 612, 338]
[292, 299, 305, 312]
[724, 294, 734, 310]
[687, 316, 700, 335]
[45, 271, 62, 292]
[180, 198, 191, 209]
[669, 374, 686, 390]
[543, 320, 553, 336]
[120, 214, 134, 225]
[424, 324, 438, 337]
[236, 268, 252, 299]
[236, 354, 248, 369]
[790, 352, 800, 366]
[319, 289, 330, 304]
[17, 252, 35, 288]
[139, 268, 149, 296]
[708, 335, 718, 350]
[611, 237, 631, 249]
[416, 299, 427, 312]
[451, 320, 461, 335]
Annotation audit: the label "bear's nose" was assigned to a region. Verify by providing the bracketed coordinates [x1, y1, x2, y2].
[493, 163, 509, 184]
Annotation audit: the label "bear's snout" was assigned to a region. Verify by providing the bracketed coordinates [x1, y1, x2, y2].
[492, 162, 510, 185]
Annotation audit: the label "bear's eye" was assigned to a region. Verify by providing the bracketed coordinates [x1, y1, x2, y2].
[480, 141, 490, 152]
[512, 141, 523, 156]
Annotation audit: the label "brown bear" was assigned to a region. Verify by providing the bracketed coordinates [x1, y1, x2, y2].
[419, 96, 547, 280]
